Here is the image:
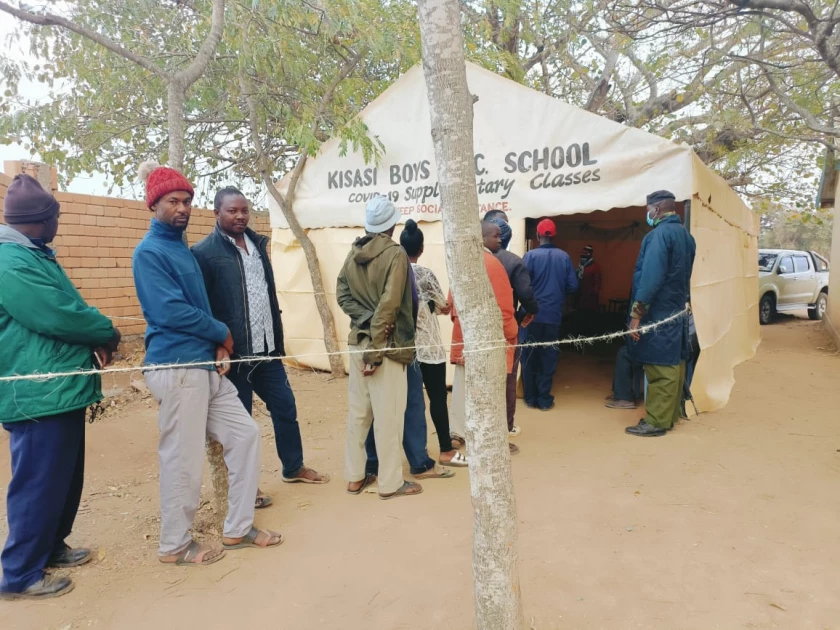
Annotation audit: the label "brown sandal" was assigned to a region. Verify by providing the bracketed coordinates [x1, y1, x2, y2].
[159, 540, 226, 567]
[347, 473, 377, 495]
[283, 466, 331, 484]
[223, 527, 283, 550]
[379, 481, 423, 500]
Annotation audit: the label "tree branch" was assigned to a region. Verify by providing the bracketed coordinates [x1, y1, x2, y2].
[174, 0, 226, 88]
[761, 67, 840, 136]
[0, 0, 166, 78]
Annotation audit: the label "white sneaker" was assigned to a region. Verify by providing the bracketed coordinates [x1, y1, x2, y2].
[509, 425, 521, 438]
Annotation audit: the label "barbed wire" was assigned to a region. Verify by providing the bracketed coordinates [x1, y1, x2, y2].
[0, 310, 688, 384]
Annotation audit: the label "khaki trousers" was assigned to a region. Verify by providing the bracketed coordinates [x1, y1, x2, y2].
[449, 364, 466, 439]
[146, 368, 261, 556]
[344, 343, 407, 495]
[643, 362, 687, 430]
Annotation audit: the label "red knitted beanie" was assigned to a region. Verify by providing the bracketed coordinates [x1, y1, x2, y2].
[138, 161, 194, 208]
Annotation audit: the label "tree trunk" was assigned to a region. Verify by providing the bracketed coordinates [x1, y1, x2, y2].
[416, 0, 524, 628]
[239, 69, 347, 378]
[167, 80, 187, 171]
[206, 436, 229, 533]
[167, 75, 228, 528]
[261, 168, 346, 377]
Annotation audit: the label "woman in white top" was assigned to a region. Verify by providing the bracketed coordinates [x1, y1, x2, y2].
[401, 220, 467, 466]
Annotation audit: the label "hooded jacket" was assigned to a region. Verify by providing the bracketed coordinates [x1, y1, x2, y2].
[0, 224, 117, 423]
[336, 233, 415, 366]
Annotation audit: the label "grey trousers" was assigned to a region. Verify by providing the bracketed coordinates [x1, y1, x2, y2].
[344, 343, 407, 495]
[145, 368, 261, 556]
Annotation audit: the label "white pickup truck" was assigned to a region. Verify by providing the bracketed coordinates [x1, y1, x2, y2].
[758, 249, 830, 325]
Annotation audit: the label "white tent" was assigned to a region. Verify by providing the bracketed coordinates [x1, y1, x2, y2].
[269, 63, 760, 413]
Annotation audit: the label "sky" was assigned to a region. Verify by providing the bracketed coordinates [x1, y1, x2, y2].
[0, 17, 131, 198]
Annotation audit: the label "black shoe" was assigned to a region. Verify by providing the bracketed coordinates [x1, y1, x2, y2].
[0, 575, 74, 601]
[625, 420, 667, 437]
[538, 402, 555, 411]
[47, 545, 92, 569]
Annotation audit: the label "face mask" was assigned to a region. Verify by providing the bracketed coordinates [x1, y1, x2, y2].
[646, 209, 657, 227]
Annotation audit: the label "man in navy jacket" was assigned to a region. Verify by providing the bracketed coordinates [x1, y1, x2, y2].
[521, 219, 579, 410]
[626, 190, 696, 437]
[192, 187, 329, 504]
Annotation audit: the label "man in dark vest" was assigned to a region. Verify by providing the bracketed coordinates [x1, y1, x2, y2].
[192, 187, 330, 507]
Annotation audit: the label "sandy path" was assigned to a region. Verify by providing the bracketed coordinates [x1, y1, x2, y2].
[1, 318, 838, 629]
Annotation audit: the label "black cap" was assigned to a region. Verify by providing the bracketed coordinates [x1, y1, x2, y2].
[646, 190, 676, 206]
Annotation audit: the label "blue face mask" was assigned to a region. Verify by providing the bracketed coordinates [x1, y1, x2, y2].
[646, 209, 656, 227]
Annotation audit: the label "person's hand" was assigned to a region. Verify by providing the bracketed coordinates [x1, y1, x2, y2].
[628, 318, 641, 342]
[221, 330, 234, 355]
[215, 345, 231, 376]
[93, 347, 113, 369]
[440, 302, 451, 315]
[521, 313, 535, 328]
[362, 363, 378, 376]
[107, 327, 122, 352]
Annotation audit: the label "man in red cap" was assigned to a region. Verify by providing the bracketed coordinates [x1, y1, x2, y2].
[0, 174, 121, 600]
[521, 218, 579, 410]
[132, 162, 281, 566]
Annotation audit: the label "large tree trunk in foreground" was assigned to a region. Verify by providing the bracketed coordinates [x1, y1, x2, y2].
[417, 0, 524, 627]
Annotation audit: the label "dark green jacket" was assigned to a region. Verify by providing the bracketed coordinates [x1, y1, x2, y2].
[0, 225, 116, 423]
[336, 233, 415, 366]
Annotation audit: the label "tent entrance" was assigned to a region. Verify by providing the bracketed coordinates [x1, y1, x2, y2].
[521, 204, 687, 390]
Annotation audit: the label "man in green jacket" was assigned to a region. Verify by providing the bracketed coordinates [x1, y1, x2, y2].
[336, 196, 421, 500]
[0, 174, 120, 601]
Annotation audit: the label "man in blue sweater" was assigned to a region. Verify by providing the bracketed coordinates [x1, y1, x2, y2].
[521, 219, 579, 410]
[133, 162, 281, 566]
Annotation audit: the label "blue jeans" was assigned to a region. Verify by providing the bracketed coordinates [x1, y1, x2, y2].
[1, 410, 86, 593]
[612, 345, 644, 402]
[366, 361, 435, 476]
[227, 358, 304, 478]
[521, 323, 561, 409]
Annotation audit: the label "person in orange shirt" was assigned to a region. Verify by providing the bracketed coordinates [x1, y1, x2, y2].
[448, 221, 520, 454]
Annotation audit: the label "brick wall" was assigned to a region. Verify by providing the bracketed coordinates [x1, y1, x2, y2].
[0, 164, 271, 338]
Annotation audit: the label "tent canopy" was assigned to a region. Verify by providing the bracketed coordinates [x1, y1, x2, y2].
[268, 62, 760, 414]
[271, 63, 697, 229]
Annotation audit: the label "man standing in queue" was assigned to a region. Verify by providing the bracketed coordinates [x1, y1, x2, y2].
[521, 219, 579, 411]
[0, 175, 121, 600]
[134, 163, 281, 566]
[192, 187, 329, 509]
[337, 196, 421, 499]
[625, 190, 696, 437]
[485, 216, 538, 440]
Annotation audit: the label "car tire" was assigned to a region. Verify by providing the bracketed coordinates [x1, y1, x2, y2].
[759, 293, 775, 325]
[808, 292, 828, 321]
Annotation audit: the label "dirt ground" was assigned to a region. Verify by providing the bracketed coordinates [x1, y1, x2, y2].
[1, 316, 838, 630]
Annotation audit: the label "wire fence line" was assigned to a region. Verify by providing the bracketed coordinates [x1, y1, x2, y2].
[0, 310, 688, 384]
